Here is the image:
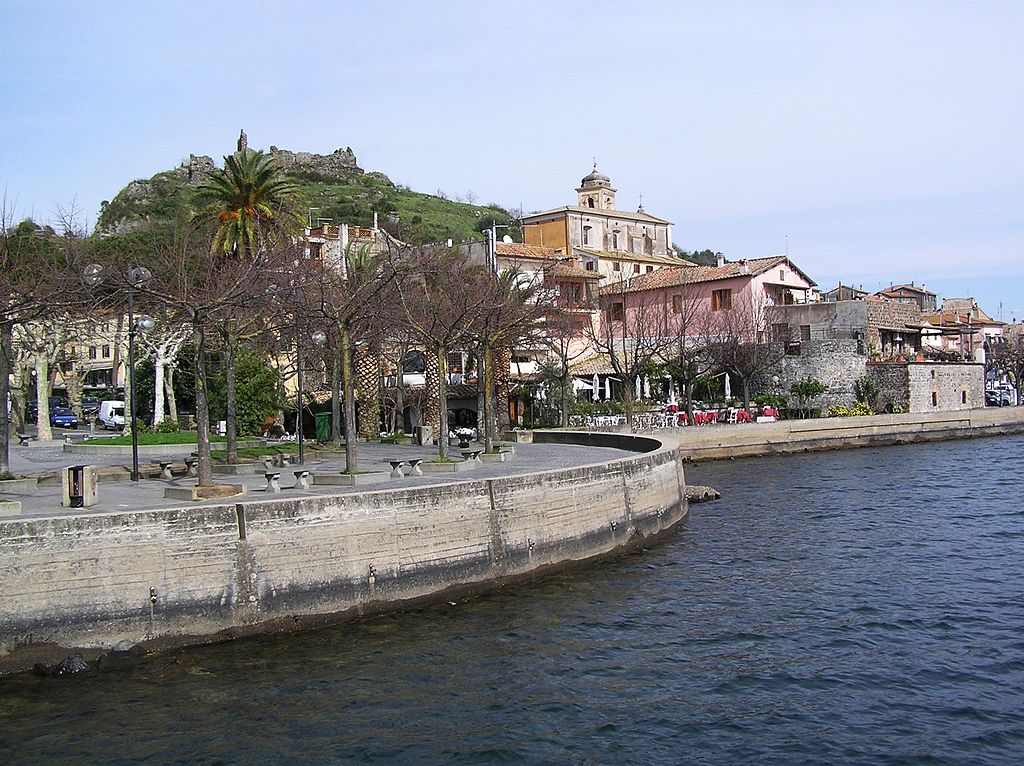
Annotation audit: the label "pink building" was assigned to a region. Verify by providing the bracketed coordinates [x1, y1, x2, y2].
[598, 255, 817, 342]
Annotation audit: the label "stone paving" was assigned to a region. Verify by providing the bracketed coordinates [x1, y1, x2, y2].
[1, 432, 635, 519]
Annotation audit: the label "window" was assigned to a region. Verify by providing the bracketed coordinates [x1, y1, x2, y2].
[582, 226, 592, 246]
[712, 289, 732, 311]
[587, 197, 595, 209]
[800, 325, 811, 342]
[585, 261, 595, 271]
[609, 302, 624, 321]
[102, 344, 111, 358]
[633, 264, 640, 274]
[309, 242, 322, 259]
[611, 231, 620, 250]
[672, 294, 683, 314]
[88, 346, 98, 360]
[613, 261, 621, 272]
[779, 269, 785, 281]
[646, 265, 654, 273]
[962, 390, 968, 404]
[931, 391, 938, 407]
[402, 351, 426, 374]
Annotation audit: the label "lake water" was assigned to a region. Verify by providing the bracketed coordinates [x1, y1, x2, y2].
[2, 436, 1024, 765]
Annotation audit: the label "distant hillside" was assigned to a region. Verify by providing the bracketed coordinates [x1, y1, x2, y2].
[96, 138, 519, 246]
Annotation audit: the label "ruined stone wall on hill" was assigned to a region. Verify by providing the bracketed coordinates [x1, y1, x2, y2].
[268, 146, 362, 177]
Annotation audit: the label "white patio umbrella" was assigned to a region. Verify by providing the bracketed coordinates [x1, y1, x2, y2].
[592, 374, 600, 402]
[724, 373, 732, 400]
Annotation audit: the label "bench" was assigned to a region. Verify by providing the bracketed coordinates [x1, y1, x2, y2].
[460, 449, 483, 463]
[293, 469, 311, 490]
[16, 433, 33, 447]
[184, 457, 198, 477]
[387, 460, 406, 478]
[274, 450, 292, 468]
[158, 461, 175, 480]
[405, 458, 423, 477]
[264, 471, 282, 493]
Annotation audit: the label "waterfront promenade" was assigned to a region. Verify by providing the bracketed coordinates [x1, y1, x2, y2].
[0, 438, 635, 519]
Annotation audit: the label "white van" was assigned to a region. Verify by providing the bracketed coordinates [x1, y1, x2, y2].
[98, 400, 126, 430]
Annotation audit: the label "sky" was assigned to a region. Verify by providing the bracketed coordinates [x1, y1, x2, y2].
[2, 1, 1022, 318]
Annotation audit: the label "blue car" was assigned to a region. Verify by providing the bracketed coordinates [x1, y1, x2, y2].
[50, 407, 79, 429]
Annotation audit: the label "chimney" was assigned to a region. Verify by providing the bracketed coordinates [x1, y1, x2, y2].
[740, 259, 749, 275]
[716, 253, 725, 268]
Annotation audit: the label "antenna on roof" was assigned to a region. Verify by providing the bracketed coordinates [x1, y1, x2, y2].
[785, 234, 789, 258]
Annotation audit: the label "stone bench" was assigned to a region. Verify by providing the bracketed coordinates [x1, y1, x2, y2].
[264, 471, 282, 493]
[157, 461, 175, 480]
[387, 460, 406, 478]
[293, 469, 310, 490]
[184, 457, 198, 477]
[460, 449, 483, 463]
[16, 433, 33, 447]
[405, 458, 423, 477]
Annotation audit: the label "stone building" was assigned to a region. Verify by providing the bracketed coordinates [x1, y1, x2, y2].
[875, 282, 938, 312]
[521, 166, 688, 285]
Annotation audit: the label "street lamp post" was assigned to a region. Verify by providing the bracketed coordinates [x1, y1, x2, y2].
[84, 265, 154, 481]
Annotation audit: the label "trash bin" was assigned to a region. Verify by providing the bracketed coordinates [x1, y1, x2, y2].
[314, 412, 332, 442]
[62, 465, 98, 508]
[415, 425, 433, 446]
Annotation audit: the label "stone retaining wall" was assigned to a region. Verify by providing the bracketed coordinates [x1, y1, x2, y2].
[663, 407, 1024, 461]
[0, 434, 686, 673]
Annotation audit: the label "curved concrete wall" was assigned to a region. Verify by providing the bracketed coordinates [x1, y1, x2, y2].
[0, 436, 687, 672]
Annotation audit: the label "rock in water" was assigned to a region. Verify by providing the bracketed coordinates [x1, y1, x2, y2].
[55, 655, 89, 675]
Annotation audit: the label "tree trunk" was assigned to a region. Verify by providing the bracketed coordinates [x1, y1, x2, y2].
[194, 322, 214, 487]
[623, 377, 637, 431]
[35, 355, 52, 442]
[153, 352, 166, 425]
[741, 378, 752, 413]
[111, 314, 125, 388]
[331, 354, 341, 446]
[355, 345, 380, 440]
[481, 344, 494, 453]
[165, 365, 178, 422]
[684, 380, 695, 426]
[223, 328, 238, 463]
[0, 323, 13, 475]
[436, 344, 451, 460]
[393, 352, 405, 435]
[339, 328, 358, 473]
[560, 370, 570, 428]
[494, 346, 512, 434]
[423, 348, 441, 437]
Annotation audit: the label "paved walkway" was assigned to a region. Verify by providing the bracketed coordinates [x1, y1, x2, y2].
[1, 434, 635, 519]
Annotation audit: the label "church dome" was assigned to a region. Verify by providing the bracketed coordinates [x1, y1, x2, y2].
[581, 165, 611, 187]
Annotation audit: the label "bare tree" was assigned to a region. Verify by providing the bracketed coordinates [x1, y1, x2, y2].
[703, 291, 789, 412]
[662, 281, 715, 425]
[591, 279, 673, 430]
[397, 246, 490, 460]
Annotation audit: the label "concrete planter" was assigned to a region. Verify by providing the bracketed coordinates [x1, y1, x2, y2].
[0, 501, 22, 517]
[479, 452, 509, 463]
[420, 459, 478, 473]
[0, 478, 38, 494]
[311, 471, 390, 487]
[163, 483, 246, 502]
[65, 439, 263, 457]
[503, 430, 533, 444]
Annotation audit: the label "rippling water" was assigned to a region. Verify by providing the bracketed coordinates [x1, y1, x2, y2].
[3, 436, 1024, 765]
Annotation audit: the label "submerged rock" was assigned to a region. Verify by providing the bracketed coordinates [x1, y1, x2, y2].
[55, 655, 89, 675]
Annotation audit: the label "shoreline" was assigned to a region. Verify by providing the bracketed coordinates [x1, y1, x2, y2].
[630, 407, 1024, 461]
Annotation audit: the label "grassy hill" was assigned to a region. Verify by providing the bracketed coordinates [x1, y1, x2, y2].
[96, 151, 519, 246]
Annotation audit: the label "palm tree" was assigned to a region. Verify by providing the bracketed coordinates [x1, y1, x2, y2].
[196, 150, 300, 258]
[195, 149, 300, 461]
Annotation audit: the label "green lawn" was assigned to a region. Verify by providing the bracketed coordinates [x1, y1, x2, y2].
[83, 433, 228, 446]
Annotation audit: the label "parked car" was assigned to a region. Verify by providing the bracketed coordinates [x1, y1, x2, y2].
[98, 400, 126, 430]
[50, 407, 79, 429]
[985, 390, 1011, 407]
[81, 396, 101, 415]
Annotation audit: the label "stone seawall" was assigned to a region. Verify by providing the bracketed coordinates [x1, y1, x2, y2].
[0, 434, 687, 673]
[662, 407, 1024, 461]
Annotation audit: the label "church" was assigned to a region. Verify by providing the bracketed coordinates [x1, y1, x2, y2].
[520, 166, 688, 284]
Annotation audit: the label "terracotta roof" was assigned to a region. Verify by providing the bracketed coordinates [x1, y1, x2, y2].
[547, 262, 604, 280]
[598, 256, 817, 295]
[877, 283, 936, 297]
[570, 354, 616, 375]
[940, 298, 999, 324]
[496, 242, 561, 260]
[522, 205, 672, 225]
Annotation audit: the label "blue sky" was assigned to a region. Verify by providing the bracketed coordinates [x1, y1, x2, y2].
[2, 1, 1021, 318]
